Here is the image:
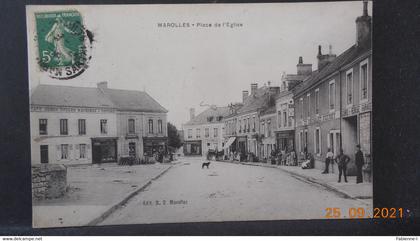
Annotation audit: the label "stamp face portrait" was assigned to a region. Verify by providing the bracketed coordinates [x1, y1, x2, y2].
[35, 10, 91, 79]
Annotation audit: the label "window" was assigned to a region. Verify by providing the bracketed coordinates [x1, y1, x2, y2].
[158, 120, 163, 134]
[314, 128, 321, 155]
[307, 93, 311, 117]
[205, 128, 209, 137]
[360, 59, 368, 100]
[148, 119, 153, 133]
[299, 131, 303, 152]
[39, 119, 47, 135]
[283, 111, 287, 127]
[247, 118, 250, 132]
[60, 119, 68, 135]
[214, 128, 218, 137]
[346, 70, 353, 105]
[278, 111, 282, 128]
[128, 119, 135, 133]
[40, 145, 48, 163]
[267, 120, 271, 137]
[100, 119, 108, 134]
[239, 120, 242, 132]
[253, 116, 256, 131]
[261, 122, 265, 136]
[196, 128, 201, 138]
[79, 144, 86, 159]
[61, 144, 69, 159]
[329, 81, 335, 110]
[315, 88, 319, 114]
[300, 98, 304, 119]
[187, 129, 192, 139]
[78, 119, 86, 135]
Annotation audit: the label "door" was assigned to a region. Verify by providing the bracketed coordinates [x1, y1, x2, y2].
[40, 145, 48, 163]
[92, 142, 102, 164]
[129, 142, 136, 158]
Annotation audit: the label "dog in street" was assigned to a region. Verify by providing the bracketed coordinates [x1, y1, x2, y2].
[202, 161, 210, 169]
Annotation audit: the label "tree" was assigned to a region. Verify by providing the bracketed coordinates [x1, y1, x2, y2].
[167, 122, 182, 151]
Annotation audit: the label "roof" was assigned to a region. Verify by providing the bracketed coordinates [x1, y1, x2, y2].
[30, 84, 167, 113]
[293, 44, 371, 97]
[184, 106, 230, 126]
[103, 88, 167, 113]
[260, 105, 276, 116]
[237, 86, 277, 115]
[30, 85, 115, 108]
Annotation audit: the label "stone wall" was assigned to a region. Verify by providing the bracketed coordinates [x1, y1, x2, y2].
[32, 164, 67, 200]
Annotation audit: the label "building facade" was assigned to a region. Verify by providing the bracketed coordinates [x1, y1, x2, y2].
[30, 82, 168, 165]
[259, 107, 277, 160]
[30, 85, 118, 165]
[293, 1, 372, 173]
[99, 82, 168, 160]
[223, 83, 280, 160]
[183, 107, 229, 156]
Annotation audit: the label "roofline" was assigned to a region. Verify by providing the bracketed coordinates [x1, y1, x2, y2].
[293, 48, 371, 98]
[30, 103, 117, 110]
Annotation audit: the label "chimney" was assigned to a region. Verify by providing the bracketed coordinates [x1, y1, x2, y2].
[250, 83, 258, 96]
[356, 0, 371, 47]
[242, 90, 249, 103]
[189, 108, 195, 120]
[296, 56, 312, 76]
[97, 81, 108, 90]
[317, 45, 336, 70]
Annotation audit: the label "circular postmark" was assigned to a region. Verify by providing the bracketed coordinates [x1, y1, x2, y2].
[35, 10, 93, 80]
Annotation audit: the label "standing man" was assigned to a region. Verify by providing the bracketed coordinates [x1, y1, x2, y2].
[322, 148, 334, 174]
[335, 149, 350, 183]
[355, 144, 365, 183]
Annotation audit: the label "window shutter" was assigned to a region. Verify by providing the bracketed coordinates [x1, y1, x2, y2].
[56, 145, 61, 160]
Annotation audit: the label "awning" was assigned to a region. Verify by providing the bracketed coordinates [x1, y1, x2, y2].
[224, 137, 236, 149]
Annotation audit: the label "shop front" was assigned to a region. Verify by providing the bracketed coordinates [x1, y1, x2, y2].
[91, 137, 118, 164]
[276, 130, 295, 152]
[143, 137, 168, 157]
[184, 140, 202, 156]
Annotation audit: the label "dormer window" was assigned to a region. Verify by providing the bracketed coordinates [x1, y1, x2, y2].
[207, 116, 214, 122]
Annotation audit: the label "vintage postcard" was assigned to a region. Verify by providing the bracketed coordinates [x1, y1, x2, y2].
[26, 1, 374, 228]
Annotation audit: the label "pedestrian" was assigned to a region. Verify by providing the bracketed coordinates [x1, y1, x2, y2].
[290, 149, 297, 166]
[355, 144, 365, 183]
[322, 148, 334, 174]
[335, 149, 350, 183]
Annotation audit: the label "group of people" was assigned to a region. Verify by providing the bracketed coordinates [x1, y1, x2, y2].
[321, 144, 365, 183]
[268, 149, 298, 166]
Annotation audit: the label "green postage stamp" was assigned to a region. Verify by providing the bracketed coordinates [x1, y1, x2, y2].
[35, 10, 92, 79]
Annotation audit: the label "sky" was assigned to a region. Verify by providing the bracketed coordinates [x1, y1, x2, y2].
[27, 1, 372, 129]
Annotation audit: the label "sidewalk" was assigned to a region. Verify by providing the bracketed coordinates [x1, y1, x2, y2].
[33, 163, 173, 228]
[219, 160, 372, 203]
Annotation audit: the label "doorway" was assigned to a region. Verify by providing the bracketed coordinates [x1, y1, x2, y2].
[40, 145, 48, 164]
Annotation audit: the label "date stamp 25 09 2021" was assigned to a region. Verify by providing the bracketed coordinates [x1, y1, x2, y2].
[34, 10, 93, 80]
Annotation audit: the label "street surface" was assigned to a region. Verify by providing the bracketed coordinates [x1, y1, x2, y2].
[100, 157, 372, 225]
